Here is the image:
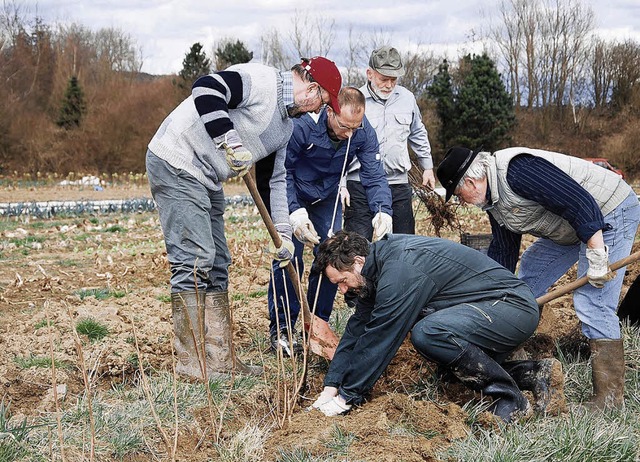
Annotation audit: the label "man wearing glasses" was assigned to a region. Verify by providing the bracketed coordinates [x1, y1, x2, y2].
[146, 56, 341, 379]
[341, 46, 434, 241]
[267, 87, 393, 356]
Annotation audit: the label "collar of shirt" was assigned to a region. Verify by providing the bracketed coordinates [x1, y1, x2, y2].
[281, 71, 294, 109]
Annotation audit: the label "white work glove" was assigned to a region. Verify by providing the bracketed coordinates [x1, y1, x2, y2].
[586, 246, 616, 288]
[310, 386, 338, 410]
[214, 129, 252, 177]
[290, 208, 320, 248]
[340, 186, 351, 209]
[268, 223, 295, 268]
[371, 211, 393, 242]
[317, 395, 352, 417]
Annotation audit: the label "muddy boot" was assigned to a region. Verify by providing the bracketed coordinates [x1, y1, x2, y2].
[449, 344, 530, 423]
[171, 291, 207, 379]
[502, 358, 566, 415]
[204, 291, 262, 377]
[588, 338, 624, 410]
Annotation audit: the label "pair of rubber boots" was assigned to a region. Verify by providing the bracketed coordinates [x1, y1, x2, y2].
[172, 291, 262, 380]
[448, 344, 565, 422]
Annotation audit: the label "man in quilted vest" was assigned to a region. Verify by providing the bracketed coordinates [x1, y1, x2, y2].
[437, 146, 640, 410]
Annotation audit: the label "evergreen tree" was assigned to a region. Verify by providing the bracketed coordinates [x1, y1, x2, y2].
[56, 76, 87, 129]
[177, 42, 211, 89]
[427, 59, 456, 149]
[215, 39, 253, 70]
[454, 53, 515, 150]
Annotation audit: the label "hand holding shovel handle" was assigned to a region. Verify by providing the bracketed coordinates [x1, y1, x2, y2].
[536, 250, 640, 306]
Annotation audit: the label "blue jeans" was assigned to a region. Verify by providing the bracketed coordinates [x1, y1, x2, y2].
[268, 196, 341, 335]
[146, 151, 231, 293]
[518, 192, 640, 339]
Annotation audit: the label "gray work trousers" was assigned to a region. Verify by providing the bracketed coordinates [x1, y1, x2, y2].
[146, 150, 231, 293]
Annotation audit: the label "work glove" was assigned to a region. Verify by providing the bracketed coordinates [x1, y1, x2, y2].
[310, 386, 338, 410]
[268, 223, 295, 268]
[290, 208, 320, 248]
[214, 129, 252, 177]
[317, 395, 352, 417]
[340, 186, 351, 209]
[371, 211, 393, 242]
[586, 245, 616, 288]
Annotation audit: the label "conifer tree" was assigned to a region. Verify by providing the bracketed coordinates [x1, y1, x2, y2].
[56, 75, 87, 129]
[215, 39, 253, 70]
[176, 42, 211, 90]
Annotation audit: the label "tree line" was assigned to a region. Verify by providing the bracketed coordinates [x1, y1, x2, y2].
[1, 0, 638, 179]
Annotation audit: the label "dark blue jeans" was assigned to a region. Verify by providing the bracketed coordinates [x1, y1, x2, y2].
[146, 151, 231, 293]
[344, 180, 414, 240]
[268, 196, 341, 335]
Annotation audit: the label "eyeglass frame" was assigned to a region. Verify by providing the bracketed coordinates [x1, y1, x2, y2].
[331, 110, 364, 131]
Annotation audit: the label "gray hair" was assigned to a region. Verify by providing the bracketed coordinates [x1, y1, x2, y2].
[456, 151, 491, 191]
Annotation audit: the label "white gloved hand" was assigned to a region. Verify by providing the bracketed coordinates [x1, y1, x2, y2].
[586, 245, 616, 288]
[268, 223, 295, 268]
[311, 386, 338, 410]
[340, 186, 351, 209]
[371, 211, 393, 242]
[290, 208, 320, 248]
[317, 395, 352, 417]
[215, 129, 252, 177]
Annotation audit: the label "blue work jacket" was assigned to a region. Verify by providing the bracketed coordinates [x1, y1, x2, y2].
[286, 109, 392, 215]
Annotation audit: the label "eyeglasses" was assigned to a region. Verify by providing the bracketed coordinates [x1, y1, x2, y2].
[332, 111, 363, 131]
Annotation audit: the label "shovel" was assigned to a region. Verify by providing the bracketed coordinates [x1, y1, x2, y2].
[243, 171, 339, 359]
[536, 250, 640, 306]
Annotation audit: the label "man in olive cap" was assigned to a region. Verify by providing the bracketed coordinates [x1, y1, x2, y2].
[341, 45, 433, 241]
[146, 56, 342, 380]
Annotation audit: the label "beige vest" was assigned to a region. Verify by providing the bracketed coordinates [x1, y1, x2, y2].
[484, 147, 632, 245]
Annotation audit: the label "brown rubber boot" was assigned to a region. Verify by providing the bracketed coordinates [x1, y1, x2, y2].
[204, 291, 262, 377]
[171, 291, 207, 379]
[589, 338, 625, 409]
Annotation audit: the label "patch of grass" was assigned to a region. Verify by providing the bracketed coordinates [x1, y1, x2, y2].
[156, 294, 171, 303]
[275, 447, 324, 462]
[75, 287, 125, 300]
[323, 424, 357, 456]
[215, 424, 266, 462]
[72, 233, 91, 242]
[0, 399, 31, 461]
[14, 354, 67, 370]
[33, 319, 54, 330]
[56, 259, 78, 267]
[75, 317, 110, 342]
[8, 235, 45, 247]
[103, 224, 126, 233]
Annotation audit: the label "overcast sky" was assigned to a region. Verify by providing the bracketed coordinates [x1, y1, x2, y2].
[27, 0, 640, 75]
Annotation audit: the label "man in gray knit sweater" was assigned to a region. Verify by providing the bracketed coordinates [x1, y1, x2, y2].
[146, 57, 342, 379]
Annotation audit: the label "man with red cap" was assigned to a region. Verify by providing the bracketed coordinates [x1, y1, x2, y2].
[146, 56, 342, 380]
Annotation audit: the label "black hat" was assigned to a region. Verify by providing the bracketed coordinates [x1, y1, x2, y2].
[436, 146, 481, 202]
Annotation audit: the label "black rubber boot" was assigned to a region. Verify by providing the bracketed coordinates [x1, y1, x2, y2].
[448, 344, 530, 422]
[502, 358, 566, 414]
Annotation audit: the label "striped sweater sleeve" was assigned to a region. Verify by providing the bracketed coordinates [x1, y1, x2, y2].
[506, 154, 606, 242]
[191, 71, 244, 140]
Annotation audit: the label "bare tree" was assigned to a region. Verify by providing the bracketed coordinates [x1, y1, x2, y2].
[490, 0, 594, 109]
[259, 27, 290, 70]
[344, 24, 367, 86]
[288, 9, 335, 59]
